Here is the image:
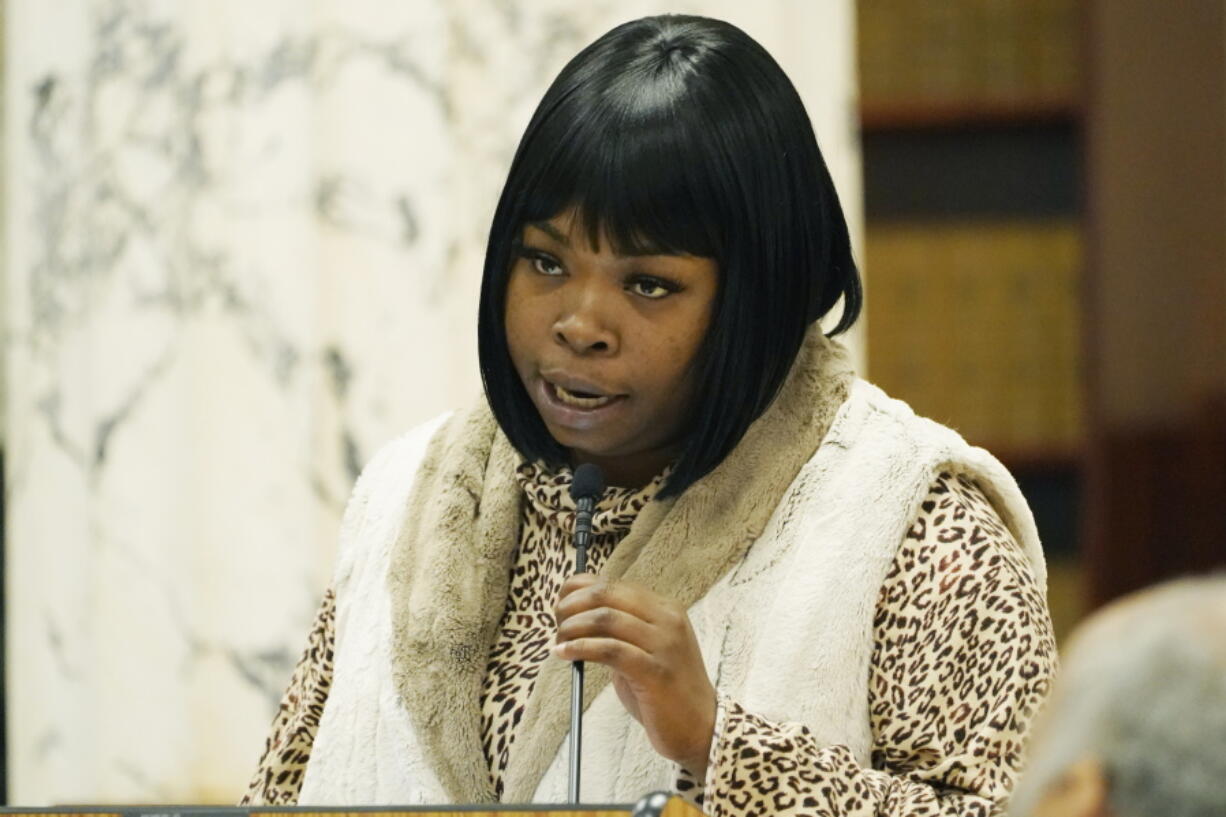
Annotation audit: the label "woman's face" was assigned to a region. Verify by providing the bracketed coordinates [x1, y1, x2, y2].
[505, 210, 718, 488]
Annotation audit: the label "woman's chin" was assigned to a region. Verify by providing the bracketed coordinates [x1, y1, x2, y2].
[546, 426, 619, 462]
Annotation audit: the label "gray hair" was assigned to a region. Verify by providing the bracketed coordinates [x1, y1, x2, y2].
[1010, 574, 1226, 817]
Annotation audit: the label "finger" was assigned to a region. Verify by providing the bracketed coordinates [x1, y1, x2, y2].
[556, 578, 662, 624]
[557, 572, 599, 603]
[551, 636, 657, 677]
[555, 606, 658, 652]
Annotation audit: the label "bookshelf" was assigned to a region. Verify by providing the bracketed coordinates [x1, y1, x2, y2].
[857, 0, 1085, 564]
[859, 99, 1079, 132]
[857, 0, 1080, 115]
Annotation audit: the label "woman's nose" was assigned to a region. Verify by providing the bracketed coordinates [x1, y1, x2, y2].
[552, 290, 619, 355]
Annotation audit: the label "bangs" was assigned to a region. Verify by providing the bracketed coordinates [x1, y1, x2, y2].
[511, 98, 728, 260]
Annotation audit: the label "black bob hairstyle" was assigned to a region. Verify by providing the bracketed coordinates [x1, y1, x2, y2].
[477, 14, 861, 498]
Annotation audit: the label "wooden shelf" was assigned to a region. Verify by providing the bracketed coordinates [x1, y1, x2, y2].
[860, 98, 1082, 132]
[986, 446, 1084, 472]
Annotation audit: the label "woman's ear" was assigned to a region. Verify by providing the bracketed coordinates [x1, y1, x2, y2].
[1034, 755, 1111, 817]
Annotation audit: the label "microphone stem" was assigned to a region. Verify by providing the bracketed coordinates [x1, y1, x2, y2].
[568, 500, 593, 803]
[568, 656, 584, 803]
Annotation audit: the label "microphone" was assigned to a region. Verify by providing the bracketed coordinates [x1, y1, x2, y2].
[571, 463, 605, 572]
[567, 463, 605, 804]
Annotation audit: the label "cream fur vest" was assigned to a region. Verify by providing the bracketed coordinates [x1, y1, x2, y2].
[298, 332, 1045, 805]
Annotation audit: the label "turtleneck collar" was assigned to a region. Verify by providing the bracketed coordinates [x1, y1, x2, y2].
[514, 461, 669, 538]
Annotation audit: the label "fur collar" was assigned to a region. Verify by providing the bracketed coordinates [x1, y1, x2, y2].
[386, 325, 854, 802]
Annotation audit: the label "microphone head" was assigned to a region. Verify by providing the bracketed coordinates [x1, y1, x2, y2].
[570, 463, 606, 502]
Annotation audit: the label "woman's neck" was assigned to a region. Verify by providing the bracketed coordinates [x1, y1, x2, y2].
[570, 447, 676, 490]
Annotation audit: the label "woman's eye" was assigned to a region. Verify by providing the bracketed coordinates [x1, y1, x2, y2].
[629, 277, 676, 299]
[530, 254, 564, 276]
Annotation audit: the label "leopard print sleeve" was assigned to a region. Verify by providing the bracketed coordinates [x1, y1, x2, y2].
[685, 472, 1057, 817]
[240, 587, 337, 806]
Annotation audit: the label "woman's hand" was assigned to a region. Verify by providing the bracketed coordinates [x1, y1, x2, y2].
[553, 574, 717, 778]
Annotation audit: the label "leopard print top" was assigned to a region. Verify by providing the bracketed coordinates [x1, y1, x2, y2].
[679, 472, 1055, 816]
[241, 585, 335, 804]
[242, 471, 1055, 816]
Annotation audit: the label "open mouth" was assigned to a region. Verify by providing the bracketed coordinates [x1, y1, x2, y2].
[547, 381, 622, 409]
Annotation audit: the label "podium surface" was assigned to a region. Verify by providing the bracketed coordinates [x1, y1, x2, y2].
[0, 796, 703, 817]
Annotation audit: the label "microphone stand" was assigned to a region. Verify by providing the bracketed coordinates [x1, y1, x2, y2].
[567, 464, 603, 805]
[568, 495, 593, 804]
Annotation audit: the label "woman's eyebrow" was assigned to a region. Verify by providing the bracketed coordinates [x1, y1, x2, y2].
[527, 221, 570, 246]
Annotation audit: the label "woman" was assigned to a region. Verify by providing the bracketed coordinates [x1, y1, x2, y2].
[243, 15, 1056, 816]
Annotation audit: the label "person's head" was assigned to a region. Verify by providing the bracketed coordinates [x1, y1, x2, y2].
[1009, 575, 1226, 817]
[477, 14, 860, 494]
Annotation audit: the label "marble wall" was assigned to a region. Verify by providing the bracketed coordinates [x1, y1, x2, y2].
[3, 0, 861, 804]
